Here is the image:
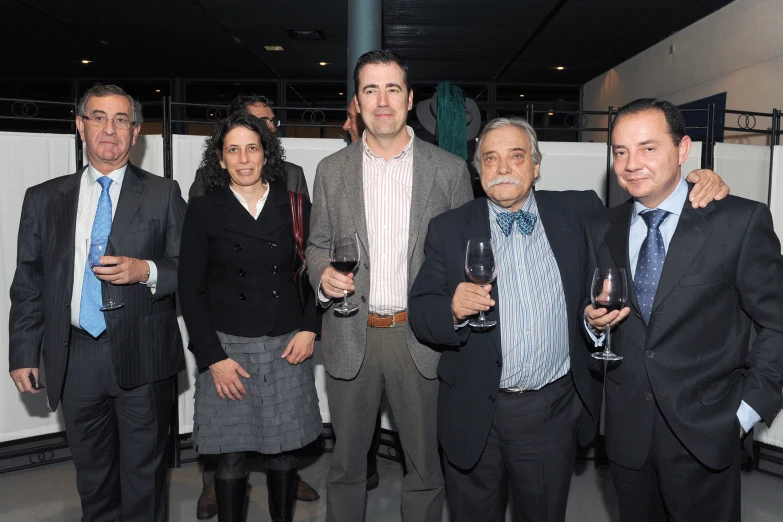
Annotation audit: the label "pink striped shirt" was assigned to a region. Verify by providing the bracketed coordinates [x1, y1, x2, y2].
[362, 127, 414, 314]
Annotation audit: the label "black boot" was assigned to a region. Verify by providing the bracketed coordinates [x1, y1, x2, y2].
[214, 471, 248, 522]
[266, 455, 299, 522]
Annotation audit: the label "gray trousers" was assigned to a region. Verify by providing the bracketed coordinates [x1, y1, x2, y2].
[325, 323, 444, 522]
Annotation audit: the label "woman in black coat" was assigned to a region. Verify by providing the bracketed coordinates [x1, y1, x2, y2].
[179, 112, 322, 522]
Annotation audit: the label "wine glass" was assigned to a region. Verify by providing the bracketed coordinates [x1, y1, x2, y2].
[465, 238, 498, 330]
[86, 238, 125, 311]
[590, 268, 627, 361]
[330, 233, 361, 316]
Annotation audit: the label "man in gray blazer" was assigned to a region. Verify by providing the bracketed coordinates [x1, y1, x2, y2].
[9, 84, 186, 521]
[306, 50, 473, 521]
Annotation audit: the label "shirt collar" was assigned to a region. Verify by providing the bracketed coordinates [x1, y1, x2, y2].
[487, 190, 538, 219]
[87, 163, 127, 188]
[632, 175, 688, 223]
[362, 126, 415, 161]
[230, 181, 269, 212]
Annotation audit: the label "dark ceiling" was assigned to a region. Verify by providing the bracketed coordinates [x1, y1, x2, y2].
[4, 0, 734, 87]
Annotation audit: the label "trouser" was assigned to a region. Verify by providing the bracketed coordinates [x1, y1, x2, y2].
[609, 404, 741, 522]
[325, 323, 444, 522]
[61, 327, 172, 522]
[445, 374, 581, 522]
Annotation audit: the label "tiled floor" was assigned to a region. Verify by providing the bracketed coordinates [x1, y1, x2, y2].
[1, 453, 782, 521]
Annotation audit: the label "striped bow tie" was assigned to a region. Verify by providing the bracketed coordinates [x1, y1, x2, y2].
[496, 210, 537, 237]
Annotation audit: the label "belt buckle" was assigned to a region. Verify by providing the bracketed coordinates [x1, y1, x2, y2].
[390, 313, 396, 327]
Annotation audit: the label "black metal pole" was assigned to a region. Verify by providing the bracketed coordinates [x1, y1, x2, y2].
[768, 108, 779, 207]
[605, 107, 613, 207]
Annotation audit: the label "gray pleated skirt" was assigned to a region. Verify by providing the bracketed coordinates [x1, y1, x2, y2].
[192, 330, 323, 455]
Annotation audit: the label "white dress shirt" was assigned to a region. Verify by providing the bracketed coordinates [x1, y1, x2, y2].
[71, 164, 158, 326]
[230, 182, 269, 219]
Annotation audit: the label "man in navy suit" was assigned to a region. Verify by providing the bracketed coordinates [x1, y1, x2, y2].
[585, 99, 783, 521]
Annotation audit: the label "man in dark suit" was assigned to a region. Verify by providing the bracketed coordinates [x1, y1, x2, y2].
[189, 93, 308, 200]
[9, 84, 186, 521]
[408, 116, 729, 522]
[585, 99, 783, 521]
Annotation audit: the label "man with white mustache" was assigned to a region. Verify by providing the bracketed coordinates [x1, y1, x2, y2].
[408, 116, 729, 522]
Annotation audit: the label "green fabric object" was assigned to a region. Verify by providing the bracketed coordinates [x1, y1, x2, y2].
[436, 81, 468, 160]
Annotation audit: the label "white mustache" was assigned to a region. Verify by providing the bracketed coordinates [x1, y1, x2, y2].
[486, 176, 522, 189]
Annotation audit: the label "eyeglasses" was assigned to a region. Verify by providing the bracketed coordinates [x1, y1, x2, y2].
[259, 117, 281, 129]
[81, 115, 135, 130]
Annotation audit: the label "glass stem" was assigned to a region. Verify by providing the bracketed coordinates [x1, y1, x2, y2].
[604, 324, 612, 355]
[343, 289, 348, 309]
[478, 310, 486, 325]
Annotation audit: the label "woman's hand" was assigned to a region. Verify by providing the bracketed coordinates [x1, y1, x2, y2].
[281, 331, 316, 365]
[209, 358, 251, 400]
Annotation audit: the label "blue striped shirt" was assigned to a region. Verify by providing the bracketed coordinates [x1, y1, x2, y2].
[488, 194, 570, 390]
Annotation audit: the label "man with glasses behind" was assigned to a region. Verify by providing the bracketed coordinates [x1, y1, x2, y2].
[189, 93, 308, 200]
[9, 84, 187, 521]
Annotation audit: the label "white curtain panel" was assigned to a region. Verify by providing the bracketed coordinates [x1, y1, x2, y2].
[128, 135, 165, 177]
[713, 143, 770, 204]
[536, 142, 611, 204]
[607, 142, 703, 208]
[0, 132, 75, 442]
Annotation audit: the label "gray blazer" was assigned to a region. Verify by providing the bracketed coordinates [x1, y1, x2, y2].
[306, 138, 473, 380]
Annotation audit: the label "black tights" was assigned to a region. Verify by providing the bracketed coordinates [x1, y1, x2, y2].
[216, 452, 248, 480]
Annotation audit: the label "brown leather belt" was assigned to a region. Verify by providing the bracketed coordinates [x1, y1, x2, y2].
[367, 310, 407, 328]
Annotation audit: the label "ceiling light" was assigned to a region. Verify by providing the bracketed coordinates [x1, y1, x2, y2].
[264, 45, 284, 51]
[155, 89, 161, 93]
[81, 59, 91, 64]
[319, 62, 327, 66]
[555, 66, 565, 70]
[519, 94, 525, 98]
[339, 92, 344, 95]
[548, 112, 554, 116]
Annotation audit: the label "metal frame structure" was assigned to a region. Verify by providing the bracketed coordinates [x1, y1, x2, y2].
[1, 95, 781, 475]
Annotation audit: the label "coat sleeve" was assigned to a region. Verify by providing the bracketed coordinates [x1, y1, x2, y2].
[177, 199, 227, 371]
[305, 162, 333, 301]
[735, 203, 783, 426]
[299, 195, 323, 335]
[148, 179, 187, 298]
[8, 188, 45, 371]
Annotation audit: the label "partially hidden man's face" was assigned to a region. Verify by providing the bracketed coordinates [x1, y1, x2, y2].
[355, 62, 413, 140]
[343, 98, 361, 143]
[611, 109, 691, 208]
[246, 102, 278, 134]
[76, 94, 140, 169]
[478, 126, 541, 212]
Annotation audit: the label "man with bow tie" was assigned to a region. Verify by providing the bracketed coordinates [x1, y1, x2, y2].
[408, 116, 728, 522]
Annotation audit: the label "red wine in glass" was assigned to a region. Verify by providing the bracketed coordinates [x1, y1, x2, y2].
[330, 233, 361, 316]
[590, 268, 627, 361]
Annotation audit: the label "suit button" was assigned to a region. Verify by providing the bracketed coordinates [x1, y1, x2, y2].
[272, 290, 279, 298]
[645, 392, 653, 401]
[238, 292, 247, 300]
[645, 350, 654, 359]
[238, 269, 246, 277]
[495, 360, 501, 368]
[234, 244, 242, 252]
[269, 242, 277, 248]
[271, 266, 278, 274]
[63, 342, 68, 347]
[65, 302, 70, 308]
[488, 396, 496, 403]
[361, 296, 366, 303]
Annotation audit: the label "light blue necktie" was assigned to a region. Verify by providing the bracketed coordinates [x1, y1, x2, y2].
[496, 209, 537, 237]
[634, 209, 670, 323]
[79, 176, 113, 337]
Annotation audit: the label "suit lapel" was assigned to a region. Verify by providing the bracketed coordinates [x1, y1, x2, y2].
[604, 201, 641, 316]
[535, 192, 578, 339]
[109, 164, 146, 247]
[408, 138, 436, 262]
[339, 145, 370, 254]
[53, 169, 85, 285]
[462, 198, 501, 354]
[650, 201, 714, 314]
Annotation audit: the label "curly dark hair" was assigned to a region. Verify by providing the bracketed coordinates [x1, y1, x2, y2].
[199, 112, 285, 193]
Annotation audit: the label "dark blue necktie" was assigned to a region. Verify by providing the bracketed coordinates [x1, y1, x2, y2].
[80, 176, 113, 337]
[634, 209, 670, 323]
[496, 210, 537, 237]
